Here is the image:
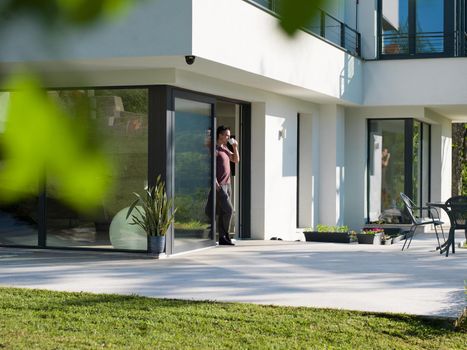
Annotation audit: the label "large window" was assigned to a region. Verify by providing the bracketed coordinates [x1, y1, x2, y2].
[0, 86, 251, 253]
[368, 119, 431, 224]
[379, 0, 455, 58]
[46, 89, 148, 250]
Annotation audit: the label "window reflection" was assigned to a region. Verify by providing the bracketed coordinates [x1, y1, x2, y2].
[369, 120, 406, 223]
[173, 98, 213, 253]
[416, 0, 444, 53]
[46, 89, 148, 250]
[368, 119, 431, 224]
[381, 0, 446, 56]
[381, 0, 409, 54]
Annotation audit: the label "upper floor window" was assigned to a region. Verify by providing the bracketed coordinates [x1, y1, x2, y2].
[379, 0, 457, 58]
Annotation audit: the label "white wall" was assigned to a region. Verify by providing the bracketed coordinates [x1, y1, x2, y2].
[425, 109, 452, 204]
[358, 0, 378, 59]
[192, 0, 363, 104]
[344, 109, 367, 230]
[298, 113, 320, 229]
[364, 58, 467, 106]
[318, 104, 345, 226]
[263, 101, 299, 239]
[0, 0, 193, 61]
[250, 102, 267, 239]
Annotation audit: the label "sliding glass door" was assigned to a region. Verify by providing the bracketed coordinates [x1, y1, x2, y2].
[45, 88, 149, 250]
[367, 119, 431, 224]
[172, 94, 216, 254]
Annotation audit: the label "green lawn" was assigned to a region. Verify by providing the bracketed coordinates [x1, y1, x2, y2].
[0, 287, 465, 349]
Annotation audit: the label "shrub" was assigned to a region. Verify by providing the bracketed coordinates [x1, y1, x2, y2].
[304, 224, 349, 233]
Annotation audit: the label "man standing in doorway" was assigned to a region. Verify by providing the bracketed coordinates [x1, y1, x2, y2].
[215, 125, 239, 245]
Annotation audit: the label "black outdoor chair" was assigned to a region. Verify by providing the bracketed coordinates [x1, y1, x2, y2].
[400, 193, 445, 251]
[443, 196, 467, 256]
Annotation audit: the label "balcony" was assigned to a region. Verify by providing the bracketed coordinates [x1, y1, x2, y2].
[245, 0, 361, 57]
[380, 31, 467, 58]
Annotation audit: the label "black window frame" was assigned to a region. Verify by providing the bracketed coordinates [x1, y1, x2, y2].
[156, 87, 251, 254]
[366, 118, 431, 223]
[378, 0, 456, 59]
[0, 85, 252, 254]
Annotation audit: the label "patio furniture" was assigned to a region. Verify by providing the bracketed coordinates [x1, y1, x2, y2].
[440, 196, 467, 257]
[400, 193, 445, 251]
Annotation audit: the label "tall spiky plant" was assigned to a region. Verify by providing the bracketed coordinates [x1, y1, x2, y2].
[126, 176, 176, 236]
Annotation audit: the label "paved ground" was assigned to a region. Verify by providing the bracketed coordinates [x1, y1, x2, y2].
[0, 232, 466, 320]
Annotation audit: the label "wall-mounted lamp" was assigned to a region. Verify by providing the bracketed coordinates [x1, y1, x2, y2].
[279, 127, 287, 140]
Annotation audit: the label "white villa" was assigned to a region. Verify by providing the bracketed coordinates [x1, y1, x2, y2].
[0, 0, 466, 255]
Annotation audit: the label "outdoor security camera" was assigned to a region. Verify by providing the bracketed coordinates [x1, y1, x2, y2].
[185, 55, 196, 65]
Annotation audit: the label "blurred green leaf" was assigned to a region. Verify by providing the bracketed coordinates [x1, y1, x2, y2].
[0, 0, 131, 27]
[278, 0, 324, 36]
[56, 0, 131, 24]
[0, 73, 113, 212]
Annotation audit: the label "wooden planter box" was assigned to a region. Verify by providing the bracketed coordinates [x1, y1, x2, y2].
[304, 231, 351, 243]
[357, 232, 383, 244]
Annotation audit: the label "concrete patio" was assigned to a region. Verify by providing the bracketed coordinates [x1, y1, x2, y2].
[0, 231, 466, 322]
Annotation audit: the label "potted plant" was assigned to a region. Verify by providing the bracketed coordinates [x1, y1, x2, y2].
[126, 176, 176, 255]
[381, 234, 392, 245]
[304, 224, 354, 243]
[357, 228, 384, 245]
[362, 225, 407, 244]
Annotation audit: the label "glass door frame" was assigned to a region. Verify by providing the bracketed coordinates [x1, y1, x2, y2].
[173, 90, 216, 254]
[150, 86, 251, 255]
[366, 118, 431, 223]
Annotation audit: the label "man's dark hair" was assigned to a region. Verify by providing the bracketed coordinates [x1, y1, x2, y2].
[216, 125, 231, 140]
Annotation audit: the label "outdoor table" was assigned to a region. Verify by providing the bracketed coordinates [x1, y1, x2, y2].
[427, 202, 456, 257]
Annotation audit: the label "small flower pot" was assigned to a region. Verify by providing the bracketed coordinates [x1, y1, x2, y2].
[381, 237, 393, 245]
[357, 233, 382, 245]
[391, 233, 407, 244]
